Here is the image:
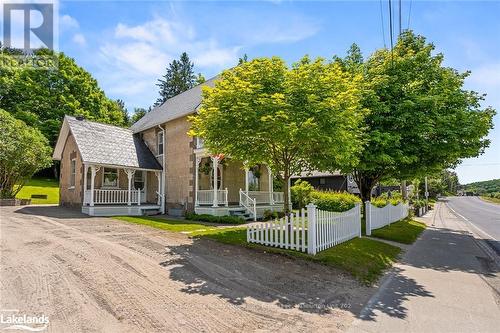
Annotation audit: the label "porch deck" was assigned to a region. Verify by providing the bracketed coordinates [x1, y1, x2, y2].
[82, 204, 161, 217]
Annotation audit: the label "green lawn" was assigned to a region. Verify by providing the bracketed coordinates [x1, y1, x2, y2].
[480, 196, 500, 205]
[371, 218, 426, 244]
[16, 178, 59, 204]
[113, 215, 400, 285]
[113, 216, 246, 236]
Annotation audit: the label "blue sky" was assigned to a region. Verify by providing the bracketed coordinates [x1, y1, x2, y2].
[56, 0, 499, 184]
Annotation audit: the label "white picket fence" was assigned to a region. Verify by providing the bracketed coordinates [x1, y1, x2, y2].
[247, 203, 361, 255]
[365, 201, 409, 235]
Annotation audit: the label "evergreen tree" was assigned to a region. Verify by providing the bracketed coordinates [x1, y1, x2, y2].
[155, 52, 196, 106]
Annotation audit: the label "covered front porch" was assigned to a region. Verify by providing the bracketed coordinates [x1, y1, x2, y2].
[194, 155, 288, 220]
[82, 164, 164, 216]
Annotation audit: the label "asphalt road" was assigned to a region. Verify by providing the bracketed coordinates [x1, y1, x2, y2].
[446, 196, 500, 254]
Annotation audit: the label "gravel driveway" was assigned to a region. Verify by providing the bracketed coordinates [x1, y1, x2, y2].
[0, 205, 373, 332]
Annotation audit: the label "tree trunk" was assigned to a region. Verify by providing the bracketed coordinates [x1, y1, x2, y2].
[401, 180, 408, 200]
[283, 172, 290, 214]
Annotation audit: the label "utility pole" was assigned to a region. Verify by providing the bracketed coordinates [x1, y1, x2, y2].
[425, 176, 429, 205]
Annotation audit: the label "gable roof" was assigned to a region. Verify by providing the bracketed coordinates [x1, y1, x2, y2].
[130, 76, 218, 133]
[53, 116, 162, 170]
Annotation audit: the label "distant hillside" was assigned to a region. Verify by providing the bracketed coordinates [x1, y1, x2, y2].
[462, 179, 500, 195]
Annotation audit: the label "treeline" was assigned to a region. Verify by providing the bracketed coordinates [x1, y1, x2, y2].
[462, 179, 500, 195]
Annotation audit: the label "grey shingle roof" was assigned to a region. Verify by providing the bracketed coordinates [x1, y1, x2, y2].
[130, 76, 218, 133]
[66, 116, 162, 170]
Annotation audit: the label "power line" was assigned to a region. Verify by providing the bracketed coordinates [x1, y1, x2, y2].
[407, 0, 413, 31]
[388, 0, 394, 49]
[399, 0, 402, 35]
[379, 0, 387, 48]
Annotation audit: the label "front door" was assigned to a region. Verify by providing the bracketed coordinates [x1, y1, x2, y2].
[133, 171, 147, 203]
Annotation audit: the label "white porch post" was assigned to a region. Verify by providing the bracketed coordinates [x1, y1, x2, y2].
[155, 171, 161, 206]
[211, 156, 219, 207]
[195, 156, 201, 206]
[245, 167, 249, 193]
[267, 165, 273, 205]
[89, 165, 99, 206]
[83, 164, 88, 205]
[124, 169, 135, 206]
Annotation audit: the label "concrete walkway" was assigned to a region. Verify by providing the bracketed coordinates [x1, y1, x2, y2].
[349, 201, 500, 333]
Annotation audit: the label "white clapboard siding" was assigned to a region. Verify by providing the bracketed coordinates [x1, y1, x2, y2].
[247, 203, 361, 255]
[365, 201, 409, 235]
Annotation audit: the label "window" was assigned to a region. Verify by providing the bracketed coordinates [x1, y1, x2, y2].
[248, 170, 260, 191]
[157, 131, 164, 155]
[319, 178, 326, 185]
[196, 137, 204, 149]
[69, 159, 76, 188]
[103, 168, 118, 188]
[134, 171, 145, 190]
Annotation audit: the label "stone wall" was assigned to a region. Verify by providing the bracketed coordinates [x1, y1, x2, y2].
[59, 134, 83, 207]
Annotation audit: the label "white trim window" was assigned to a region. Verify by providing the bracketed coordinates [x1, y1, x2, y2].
[157, 131, 164, 156]
[69, 159, 76, 189]
[102, 168, 119, 188]
[133, 171, 145, 190]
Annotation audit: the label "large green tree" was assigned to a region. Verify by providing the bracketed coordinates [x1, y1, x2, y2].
[336, 32, 495, 203]
[189, 57, 366, 212]
[155, 52, 197, 106]
[0, 49, 127, 147]
[0, 109, 52, 198]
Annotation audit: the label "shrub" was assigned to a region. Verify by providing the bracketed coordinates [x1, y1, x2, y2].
[371, 197, 403, 208]
[185, 212, 245, 224]
[263, 210, 286, 221]
[291, 179, 314, 210]
[412, 199, 427, 209]
[311, 191, 361, 212]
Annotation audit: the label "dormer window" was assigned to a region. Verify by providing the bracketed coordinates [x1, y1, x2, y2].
[157, 131, 164, 155]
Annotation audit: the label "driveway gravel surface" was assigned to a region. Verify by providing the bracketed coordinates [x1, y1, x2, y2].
[0, 205, 374, 332]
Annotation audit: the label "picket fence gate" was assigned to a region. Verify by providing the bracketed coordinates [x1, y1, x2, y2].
[365, 201, 409, 235]
[247, 203, 361, 255]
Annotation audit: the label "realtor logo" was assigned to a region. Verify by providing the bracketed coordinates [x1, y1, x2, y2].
[2, 1, 54, 51]
[1, 0, 58, 68]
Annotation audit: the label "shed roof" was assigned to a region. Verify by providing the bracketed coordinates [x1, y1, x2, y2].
[53, 116, 162, 170]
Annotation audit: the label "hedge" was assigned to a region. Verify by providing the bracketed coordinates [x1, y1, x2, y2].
[185, 212, 245, 224]
[310, 191, 361, 212]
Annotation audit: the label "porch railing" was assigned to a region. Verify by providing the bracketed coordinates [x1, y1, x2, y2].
[84, 189, 143, 205]
[240, 189, 256, 221]
[196, 189, 228, 206]
[246, 191, 284, 204]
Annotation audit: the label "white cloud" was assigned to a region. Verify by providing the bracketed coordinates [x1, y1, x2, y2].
[72, 33, 86, 46]
[60, 14, 79, 30]
[96, 17, 240, 105]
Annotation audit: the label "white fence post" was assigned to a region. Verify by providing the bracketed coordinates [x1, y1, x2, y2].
[357, 203, 362, 237]
[307, 203, 317, 255]
[365, 201, 372, 236]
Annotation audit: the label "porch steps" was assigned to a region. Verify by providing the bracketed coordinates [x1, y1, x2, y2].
[229, 209, 252, 220]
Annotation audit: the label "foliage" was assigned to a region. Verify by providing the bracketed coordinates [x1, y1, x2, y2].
[262, 210, 286, 221]
[155, 52, 197, 106]
[370, 197, 402, 208]
[371, 218, 426, 244]
[481, 195, 500, 204]
[130, 107, 149, 125]
[291, 179, 314, 210]
[310, 191, 361, 212]
[0, 49, 128, 146]
[462, 178, 500, 195]
[189, 56, 366, 212]
[411, 199, 427, 209]
[196, 73, 206, 85]
[0, 110, 52, 198]
[204, 230, 401, 285]
[185, 212, 245, 224]
[335, 32, 495, 203]
[15, 177, 59, 204]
